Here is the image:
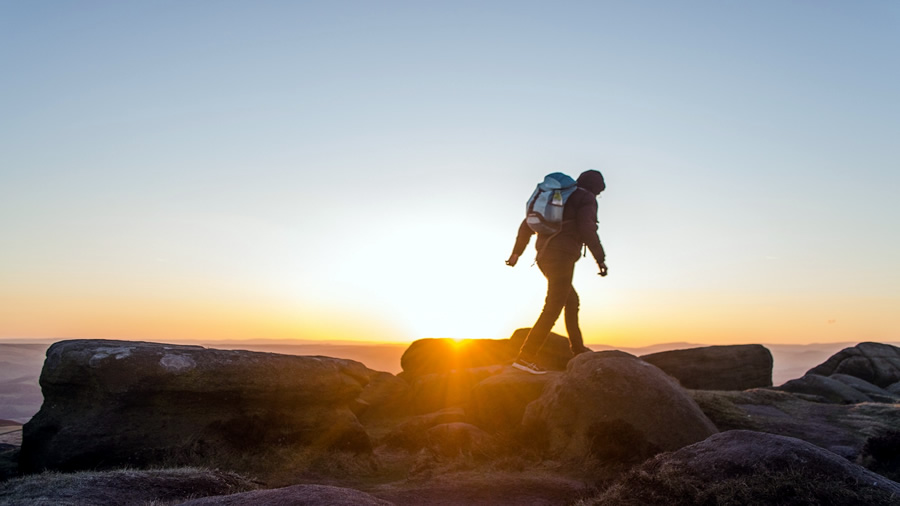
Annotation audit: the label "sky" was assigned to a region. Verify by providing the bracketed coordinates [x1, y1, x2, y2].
[1, 1, 898, 347]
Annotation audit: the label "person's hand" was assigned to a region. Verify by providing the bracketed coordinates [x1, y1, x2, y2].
[598, 262, 608, 277]
[506, 253, 519, 267]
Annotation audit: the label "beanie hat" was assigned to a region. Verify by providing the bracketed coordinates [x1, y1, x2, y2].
[577, 170, 606, 195]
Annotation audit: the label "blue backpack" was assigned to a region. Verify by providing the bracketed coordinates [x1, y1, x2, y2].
[525, 172, 578, 235]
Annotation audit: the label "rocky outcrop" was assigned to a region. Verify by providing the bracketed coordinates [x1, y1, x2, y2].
[20, 340, 373, 473]
[640, 344, 773, 390]
[807, 342, 900, 388]
[522, 351, 717, 463]
[593, 430, 900, 505]
[179, 484, 393, 506]
[400, 329, 573, 378]
[776, 373, 874, 404]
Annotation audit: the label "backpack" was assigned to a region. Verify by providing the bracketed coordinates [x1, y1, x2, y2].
[525, 172, 578, 235]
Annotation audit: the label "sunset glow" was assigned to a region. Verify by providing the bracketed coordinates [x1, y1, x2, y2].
[2, 2, 898, 349]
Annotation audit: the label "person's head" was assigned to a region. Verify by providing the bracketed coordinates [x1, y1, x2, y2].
[577, 170, 605, 196]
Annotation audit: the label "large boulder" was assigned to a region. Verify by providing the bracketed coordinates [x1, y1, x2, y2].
[20, 340, 373, 473]
[522, 351, 717, 463]
[592, 430, 900, 505]
[400, 329, 573, 377]
[776, 374, 873, 404]
[807, 342, 900, 388]
[640, 344, 773, 390]
[179, 484, 393, 506]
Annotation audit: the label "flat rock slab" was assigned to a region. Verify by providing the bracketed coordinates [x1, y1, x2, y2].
[641, 344, 773, 390]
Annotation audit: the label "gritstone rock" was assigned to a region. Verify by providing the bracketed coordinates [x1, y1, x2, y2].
[807, 342, 900, 388]
[470, 368, 556, 431]
[829, 373, 900, 403]
[593, 430, 900, 506]
[20, 340, 373, 473]
[640, 344, 773, 390]
[400, 329, 573, 377]
[776, 374, 873, 404]
[522, 351, 717, 463]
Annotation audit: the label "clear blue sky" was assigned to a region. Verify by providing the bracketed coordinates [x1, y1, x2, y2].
[2, 1, 898, 345]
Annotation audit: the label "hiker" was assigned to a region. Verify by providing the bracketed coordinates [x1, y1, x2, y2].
[506, 170, 607, 375]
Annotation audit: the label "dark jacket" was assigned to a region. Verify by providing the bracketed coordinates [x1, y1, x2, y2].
[512, 171, 606, 265]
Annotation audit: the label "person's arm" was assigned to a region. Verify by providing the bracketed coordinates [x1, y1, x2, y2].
[576, 198, 607, 273]
[507, 219, 534, 266]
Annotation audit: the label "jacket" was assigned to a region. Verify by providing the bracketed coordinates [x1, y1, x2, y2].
[511, 172, 606, 265]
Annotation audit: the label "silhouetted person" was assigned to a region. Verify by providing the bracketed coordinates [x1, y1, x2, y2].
[506, 170, 607, 374]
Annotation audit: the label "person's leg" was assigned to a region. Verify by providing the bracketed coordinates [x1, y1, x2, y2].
[564, 286, 587, 353]
[518, 256, 576, 360]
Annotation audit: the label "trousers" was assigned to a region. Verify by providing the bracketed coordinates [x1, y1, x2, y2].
[518, 253, 584, 359]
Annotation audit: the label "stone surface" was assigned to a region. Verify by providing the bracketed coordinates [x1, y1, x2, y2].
[355, 371, 412, 423]
[406, 366, 502, 414]
[640, 344, 773, 390]
[470, 368, 557, 432]
[179, 484, 393, 506]
[0, 468, 256, 506]
[593, 430, 900, 506]
[807, 342, 900, 388]
[400, 329, 573, 378]
[776, 374, 873, 404]
[522, 351, 717, 463]
[508, 328, 576, 371]
[20, 340, 373, 473]
[830, 373, 900, 403]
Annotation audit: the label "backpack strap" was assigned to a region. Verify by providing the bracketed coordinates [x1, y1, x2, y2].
[534, 219, 574, 263]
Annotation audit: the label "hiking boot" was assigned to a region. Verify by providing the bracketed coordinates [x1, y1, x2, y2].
[512, 357, 547, 375]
